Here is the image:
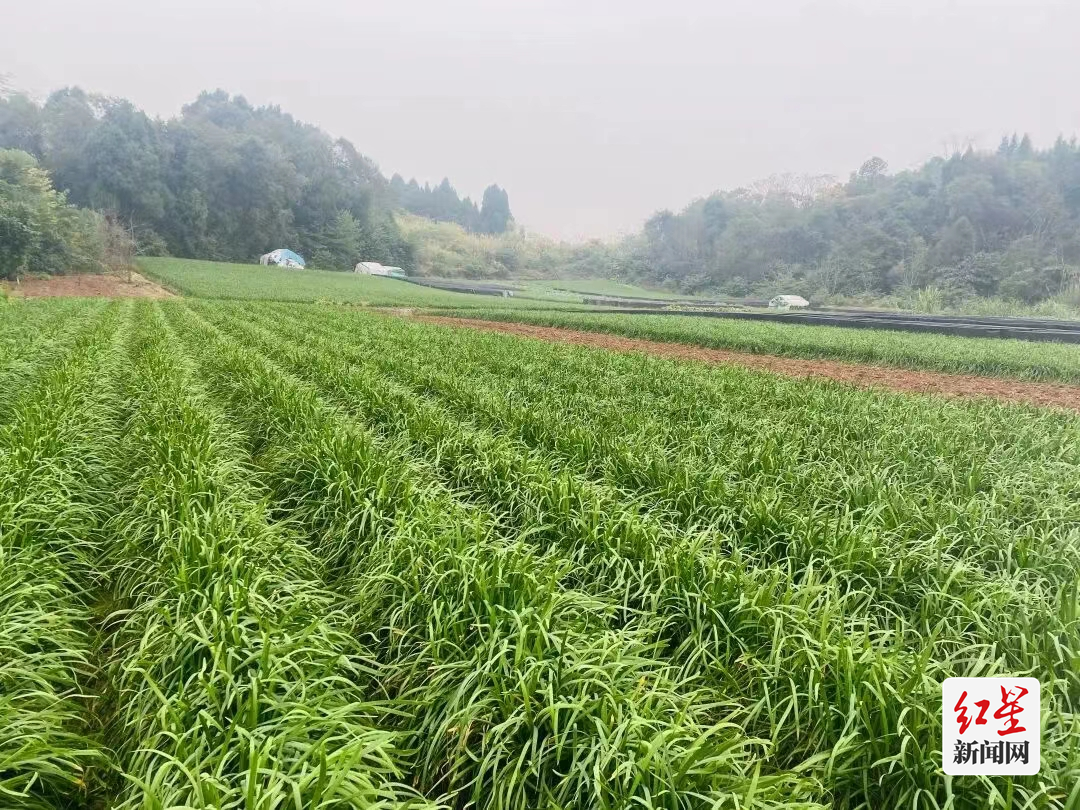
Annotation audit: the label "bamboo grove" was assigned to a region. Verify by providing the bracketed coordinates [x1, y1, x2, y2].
[1, 298, 1078, 809]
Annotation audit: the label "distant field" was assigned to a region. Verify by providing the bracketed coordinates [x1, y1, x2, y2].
[137, 258, 588, 308]
[538, 278, 695, 300]
[448, 308, 1080, 382]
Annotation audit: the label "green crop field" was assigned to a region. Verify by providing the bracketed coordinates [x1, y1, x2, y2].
[449, 307, 1080, 382]
[2, 296, 1079, 809]
[535, 278, 701, 300]
[137, 257, 589, 308]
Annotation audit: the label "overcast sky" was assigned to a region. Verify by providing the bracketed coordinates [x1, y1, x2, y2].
[6, 0, 1079, 239]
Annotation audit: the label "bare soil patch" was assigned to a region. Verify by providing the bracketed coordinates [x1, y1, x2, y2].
[3, 272, 174, 299]
[418, 316, 1080, 412]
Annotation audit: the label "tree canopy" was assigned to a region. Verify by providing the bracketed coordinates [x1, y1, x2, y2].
[0, 88, 512, 271]
[0, 148, 104, 280]
[4, 82, 1078, 307]
[389, 175, 514, 235]
[390, 139, 1080, 308]
[627, 141, 1080, 305]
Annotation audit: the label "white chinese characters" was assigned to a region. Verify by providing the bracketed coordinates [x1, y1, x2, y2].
[942, 677, 1040, 775]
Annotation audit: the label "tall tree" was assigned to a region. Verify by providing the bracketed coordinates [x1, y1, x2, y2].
[0, 94, 44, 158]
[389, 174, 502, 233]
[479, 184, 511, 234]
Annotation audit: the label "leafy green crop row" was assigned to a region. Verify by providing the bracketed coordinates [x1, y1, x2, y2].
[444, 308, 1080, 382]
[1, 297, 1078, 809]
[1, 302, 124, 806]
[101, 304, 426, 807]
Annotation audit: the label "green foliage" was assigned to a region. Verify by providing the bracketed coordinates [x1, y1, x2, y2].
[0, 301, 120, 806]
[0, 200, 36, 277]
[389, 175, 514, 235]
[9, 82, 1080, 317]
[628, 139, 1080, 305]
[478, 183, 511, 234]
[0, 148, 104, 279]
[200, 299, 1080, 808]
[397, 213, 634, 280]
[101, 305, 425, 808]
[398, 214, 512, 278]
[0, 89, 439, 269]
[3, 296, 1080, 808]
[314, 210, 363, 270]
[0, 93, 44, 157]
[0, 89, 515, 272]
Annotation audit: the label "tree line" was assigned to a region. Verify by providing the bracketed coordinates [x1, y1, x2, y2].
[397, 212, 625, 280]
[390, 175, 512, 235]
[0, 87, 512, 272]
[313, 131, 1080, 311]
[626, 138, 1080, 307]
[4, 80, 1079, 309]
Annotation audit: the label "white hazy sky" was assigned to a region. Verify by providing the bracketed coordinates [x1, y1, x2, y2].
[5, 0, 1080, 239]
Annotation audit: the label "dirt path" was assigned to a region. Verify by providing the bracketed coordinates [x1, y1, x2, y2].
[417, 316, 1080, 412]
[3, 272, 174, 299]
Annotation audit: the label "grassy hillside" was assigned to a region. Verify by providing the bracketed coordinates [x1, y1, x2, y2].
[397, 212, 631, 280]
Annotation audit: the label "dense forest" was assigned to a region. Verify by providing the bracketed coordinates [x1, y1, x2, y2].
[0, 88, 511, 271]
[629, 139, 1080, 306]
[395, 138, 1080, 310]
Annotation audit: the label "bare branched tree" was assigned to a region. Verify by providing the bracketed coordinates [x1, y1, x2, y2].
[739, 173, 841, 208]
[100, 216, 137, 282]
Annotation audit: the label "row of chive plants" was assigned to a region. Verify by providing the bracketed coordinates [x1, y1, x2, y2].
[7, 297, 1074, 808]
[437, 308, 1080, 382]
[214, 302, 950, 803]
[0, 299, 110, 419]
[163, 300, 824, 808]
[0, 301, 127, 807]
[213, 300, 1080, 808]
[95, 303, 431, 808]
[304, 306, 1080, 603]
[194, 301, 928, 804]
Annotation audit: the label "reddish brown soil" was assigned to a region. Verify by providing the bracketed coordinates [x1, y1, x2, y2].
[3, 272, 173, 299]
[418, 316, 1080, 412]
